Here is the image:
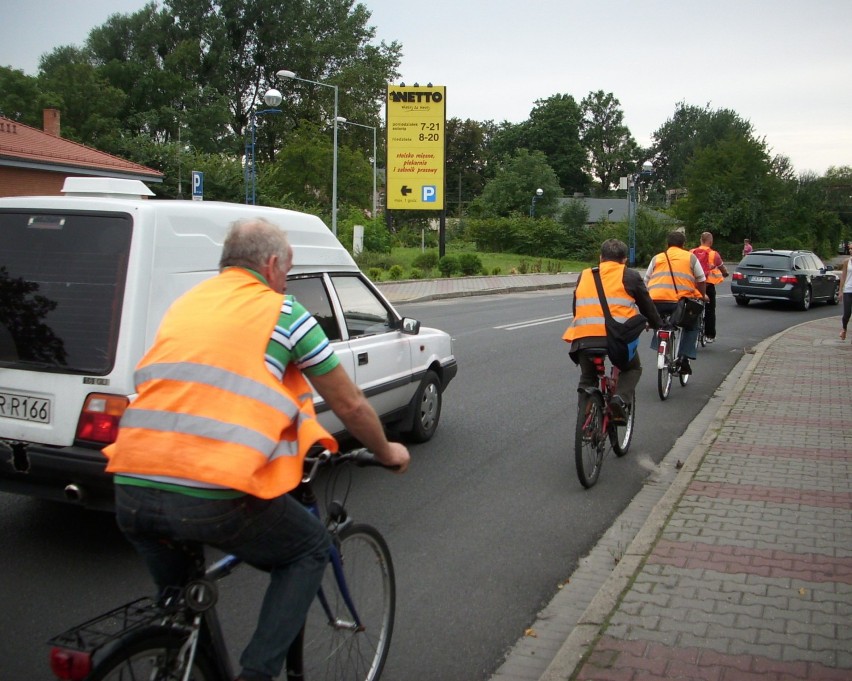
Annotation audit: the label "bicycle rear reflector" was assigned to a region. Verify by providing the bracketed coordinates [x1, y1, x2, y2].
[49, 647, 91, 681]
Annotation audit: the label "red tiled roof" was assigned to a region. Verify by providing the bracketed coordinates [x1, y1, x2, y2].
[0, 116, 163, 179]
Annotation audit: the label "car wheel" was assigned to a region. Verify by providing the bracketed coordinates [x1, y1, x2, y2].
[405, 370, 442, 443]
[735, 296, 750, 306]
[797, 286, 812, 311]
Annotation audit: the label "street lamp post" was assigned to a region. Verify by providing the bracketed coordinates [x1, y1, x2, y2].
[277, 69, 340, 236]
[244, 88, 283, 205]
[626, 161, 654, 266]
[337, 117, 377, 218]
[530, 188, 544, 217]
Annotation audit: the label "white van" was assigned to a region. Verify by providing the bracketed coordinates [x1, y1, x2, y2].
[0, 179, 456, 509]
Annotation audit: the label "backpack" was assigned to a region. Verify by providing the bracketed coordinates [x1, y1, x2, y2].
[691, 247, 714, 276]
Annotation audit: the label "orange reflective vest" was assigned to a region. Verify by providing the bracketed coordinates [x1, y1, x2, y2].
[691, 245, 724, 285]
[563, 262, 640, 343]
[646, 248, 702, 302]
[104, 269, 337, 498]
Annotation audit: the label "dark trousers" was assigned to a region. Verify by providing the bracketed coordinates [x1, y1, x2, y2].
[115, 484, 331, 681]
[704, 283, 717, 338]
[577, 349, 642, 399]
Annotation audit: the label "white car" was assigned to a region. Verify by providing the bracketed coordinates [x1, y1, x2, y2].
[0, 179, 457, 510]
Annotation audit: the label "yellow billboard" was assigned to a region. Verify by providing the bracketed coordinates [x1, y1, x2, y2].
[386, 85, 446, 210]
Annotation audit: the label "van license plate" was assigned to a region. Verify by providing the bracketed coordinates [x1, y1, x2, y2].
[0, 391, 51, 423]
[750, 276, 771, 284]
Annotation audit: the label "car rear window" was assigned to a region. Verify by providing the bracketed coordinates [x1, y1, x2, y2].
[0, 210, 132, 374]
[739, 254, 791, 270]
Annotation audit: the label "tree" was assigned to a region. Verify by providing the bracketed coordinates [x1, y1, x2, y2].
[580, 90, 640, 194]
[675, 134, 778, 244]
[0, 67, 43, 126]
[491, 94, 588, 195]
[472, 149, 562, 217]
[651, 102, 754, 190]
[445, 118, 495, 216]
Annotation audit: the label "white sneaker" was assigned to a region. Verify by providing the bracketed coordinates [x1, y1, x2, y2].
[706, 336, 715, 344]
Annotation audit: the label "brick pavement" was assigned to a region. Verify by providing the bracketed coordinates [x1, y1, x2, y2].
[539, 315, 852, 681]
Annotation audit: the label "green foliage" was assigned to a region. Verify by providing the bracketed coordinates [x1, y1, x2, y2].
[580, 90, 640, 193]
[457, 253, 484, 276]
[388, 265, 405, 280]
[491, 267, 502, 275]
[412, 251, 439, 271]
[438, 255, 460, 277]
[473, 149, 562, 217]
[367, 267, 383, 281]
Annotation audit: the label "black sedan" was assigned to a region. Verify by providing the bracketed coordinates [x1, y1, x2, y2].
[730, 249, 840, 311]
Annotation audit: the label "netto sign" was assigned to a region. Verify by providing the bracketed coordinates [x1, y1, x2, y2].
[388, 90, 444, 104]
[386, 84, 446, 211]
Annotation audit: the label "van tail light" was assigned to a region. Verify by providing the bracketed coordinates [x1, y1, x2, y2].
[731, 272, 745, 281]
[49, 647, 92, 680]
[75, 393, 129, 445]
[778, 275, 797, 284]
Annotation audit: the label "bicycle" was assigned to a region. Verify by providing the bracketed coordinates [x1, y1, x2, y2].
[574, 349, 635, 489]
[48, 448, 396, 681]
[655, 317, 691, 400]
[696, 309, 707, 348]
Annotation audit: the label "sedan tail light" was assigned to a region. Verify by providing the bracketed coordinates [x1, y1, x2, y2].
[731, 272, 745, 281]
[778, 275, 798, 284]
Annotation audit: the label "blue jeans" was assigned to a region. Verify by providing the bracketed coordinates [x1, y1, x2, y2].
[650, 302, 699, 359]
[115, 484, 331, 681]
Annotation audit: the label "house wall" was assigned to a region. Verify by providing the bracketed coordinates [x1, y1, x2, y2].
[0, 166, 67, 197]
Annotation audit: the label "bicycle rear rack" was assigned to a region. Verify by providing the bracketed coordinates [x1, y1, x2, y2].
[48, 596, 174, 653]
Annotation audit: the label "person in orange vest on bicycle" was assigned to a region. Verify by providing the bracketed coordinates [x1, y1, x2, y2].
[690, 231, 729, 343]
[104, 217, 410, 681]
[644, 231, 708, 376]
[563, 239, 662, 421]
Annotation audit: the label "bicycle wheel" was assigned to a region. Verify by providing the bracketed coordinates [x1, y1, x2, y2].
[575, 391, 605, 488]
[88, 629, 218, 681]
[657, 332, 674, 400]
[609, 391, 635, 457]
[698, 316, 707, 348]
[302, 523, 395, 681]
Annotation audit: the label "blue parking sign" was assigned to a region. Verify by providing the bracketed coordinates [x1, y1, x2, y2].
[422, 185, 437, 203]
[191, 171, 204, 201]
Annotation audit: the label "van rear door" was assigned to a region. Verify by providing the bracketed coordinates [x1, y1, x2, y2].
[0, 209, 133, 446]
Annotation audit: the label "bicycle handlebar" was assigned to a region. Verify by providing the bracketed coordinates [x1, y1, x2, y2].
[302, 448, 397, 483]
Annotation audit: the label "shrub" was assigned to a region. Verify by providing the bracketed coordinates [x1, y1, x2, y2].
[409, 269, 423, 279]
[388, 265, 405, 280]
[458, 253, 484, 276]
[367, 267, 383, 281]
[491, 267, 502, 275]
[412, 250, 439, 271]
[438, 255, 460, 277]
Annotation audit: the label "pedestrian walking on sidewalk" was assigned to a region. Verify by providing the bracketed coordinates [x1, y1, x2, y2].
[840, 254, 852, 341]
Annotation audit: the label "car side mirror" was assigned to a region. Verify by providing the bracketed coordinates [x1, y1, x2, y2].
[400, 317, 421, 335]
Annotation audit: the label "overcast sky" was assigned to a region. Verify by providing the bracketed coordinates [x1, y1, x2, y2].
[2, 0, 849, 176]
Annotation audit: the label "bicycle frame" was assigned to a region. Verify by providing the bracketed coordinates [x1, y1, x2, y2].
[48, 449, 384, 681]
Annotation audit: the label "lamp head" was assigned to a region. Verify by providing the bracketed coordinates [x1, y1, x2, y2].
[336, 116, 347, 124]
[535, 188, 544, 197]
[276, 69, 296, 80]
[263, 89, 283, 107]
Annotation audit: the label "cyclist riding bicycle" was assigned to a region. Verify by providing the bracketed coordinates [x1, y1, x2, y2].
[690, 231, 729, 343]
[645, 231, 708, 376]
[563, 239, 662, 421]
[103, 218, 410, 681]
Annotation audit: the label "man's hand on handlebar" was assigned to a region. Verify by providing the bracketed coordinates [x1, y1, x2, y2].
[376, 442, 410, 473]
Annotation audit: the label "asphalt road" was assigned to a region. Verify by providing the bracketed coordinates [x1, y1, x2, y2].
[0, 282, 842, 679]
